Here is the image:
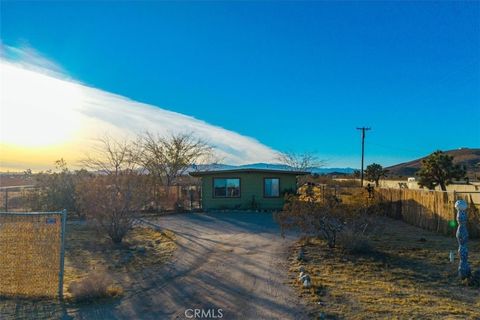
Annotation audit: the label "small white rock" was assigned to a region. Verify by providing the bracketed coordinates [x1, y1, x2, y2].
[303, 279, 311, 288]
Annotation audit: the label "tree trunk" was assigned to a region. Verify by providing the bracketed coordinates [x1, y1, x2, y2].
[440, 181, 447, 191]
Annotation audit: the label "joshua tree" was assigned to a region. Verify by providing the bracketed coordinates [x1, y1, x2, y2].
[417, 150, 466, 191]
[365, 163, 388, 187]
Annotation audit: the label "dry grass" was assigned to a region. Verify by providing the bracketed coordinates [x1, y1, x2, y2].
[336, 229, 374, 255]
[68, 272, 123, 302]
[63, 224, 176, 301]
[0, 217, 175, 301]
[0, 222, 176, 318]
[289, 217, 480, 319]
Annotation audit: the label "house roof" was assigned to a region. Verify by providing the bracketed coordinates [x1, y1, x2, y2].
[189, 168, 310, 177]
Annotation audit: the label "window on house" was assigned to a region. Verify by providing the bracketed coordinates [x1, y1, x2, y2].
[264, 178, 280, 197]
[213, 178, 240, 197]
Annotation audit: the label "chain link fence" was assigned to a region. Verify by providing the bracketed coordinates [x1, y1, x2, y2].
[0, 185, 37, 212]
[0, 210, 67, 299]
[0, 185, 201, 214]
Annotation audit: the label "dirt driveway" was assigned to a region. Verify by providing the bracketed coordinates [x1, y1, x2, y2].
[1, 212, 307, 320]
[137, 211, 308, 320]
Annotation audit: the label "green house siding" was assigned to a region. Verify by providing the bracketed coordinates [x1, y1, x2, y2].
[198, 171, 300, 211]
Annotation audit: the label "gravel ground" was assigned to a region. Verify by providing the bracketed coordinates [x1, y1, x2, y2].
[0, 212, 307, 320]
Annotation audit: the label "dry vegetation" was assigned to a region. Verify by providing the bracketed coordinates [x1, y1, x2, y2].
[64, 224, 176, 301]
[0, 222, 176, 318]
[289, 217, 480, 319]
[68, 272, 123, 302]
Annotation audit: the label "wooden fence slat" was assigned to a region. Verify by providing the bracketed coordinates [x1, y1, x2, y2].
[376, 188, 480, 238]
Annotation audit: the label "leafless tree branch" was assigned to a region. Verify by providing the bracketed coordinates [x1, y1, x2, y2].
[276, 151, 326, 171]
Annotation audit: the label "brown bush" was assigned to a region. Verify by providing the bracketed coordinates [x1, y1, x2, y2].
[76, 173, 148, 243]
[337, 229, 374, 254]
[276, 188, 383, 249]
[68, 272, 123, 302]
[276, 195, 346, 248]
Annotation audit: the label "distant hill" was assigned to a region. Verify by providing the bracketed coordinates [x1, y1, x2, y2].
[386, 148, 480, 178]
[192, 163, 356, 174]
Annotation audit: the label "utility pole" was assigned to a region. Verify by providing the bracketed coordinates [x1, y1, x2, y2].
[356, 127, 371, 187]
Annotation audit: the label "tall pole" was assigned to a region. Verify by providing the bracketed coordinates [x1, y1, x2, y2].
[356, 127, 371, 187]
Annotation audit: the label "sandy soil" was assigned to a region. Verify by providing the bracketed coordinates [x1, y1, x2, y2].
[289, 217, 480, 319]
[0, 212, 307, 320]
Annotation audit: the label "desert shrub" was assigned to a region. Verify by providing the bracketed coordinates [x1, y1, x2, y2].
[276, 195, 345, 248]
[23, 160, 91, 218]
[337, 228, 374, 254]
[76, 173, 148, 244]
[68, 272, 123, 302]
[276, 187, 383, 249]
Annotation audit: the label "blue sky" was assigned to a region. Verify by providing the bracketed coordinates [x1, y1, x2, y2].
[1, 1, 479, 168]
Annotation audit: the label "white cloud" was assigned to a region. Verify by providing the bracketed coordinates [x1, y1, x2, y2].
[0, 43, 68, 80]
[0, 45, 278, 170]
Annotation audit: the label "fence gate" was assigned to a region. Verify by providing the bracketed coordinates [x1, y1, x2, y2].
[0, 210, 67, 299]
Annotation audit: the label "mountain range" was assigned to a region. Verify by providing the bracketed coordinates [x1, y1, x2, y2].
[193, 163, 356, 174]
[195, 148, 480, 178]
[386, 148, 480, 178]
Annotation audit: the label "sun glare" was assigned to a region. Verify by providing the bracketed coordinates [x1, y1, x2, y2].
[0, 52, 278, 171]
[0, 62, 81, 147]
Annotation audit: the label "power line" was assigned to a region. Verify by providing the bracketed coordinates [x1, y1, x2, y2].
[356, 127, 371, 187]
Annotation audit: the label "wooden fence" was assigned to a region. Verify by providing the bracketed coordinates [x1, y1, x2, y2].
[375, 188, 480, 238]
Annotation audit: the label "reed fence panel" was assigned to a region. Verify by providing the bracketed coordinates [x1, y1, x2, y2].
[0, 211, 66, 298]
[375, 188, 480, 238]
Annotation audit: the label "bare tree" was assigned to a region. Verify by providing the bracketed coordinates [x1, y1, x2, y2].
[276, 151, 325, 171]
[137, 132, 214, 210]
[190, 152, 225, 173]
[77, 135, 146, 243]
[81, 135, 139, 176]
[138, 132, 214, 187]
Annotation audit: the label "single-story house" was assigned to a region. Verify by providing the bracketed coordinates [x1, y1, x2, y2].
[189, 168, 309, 211]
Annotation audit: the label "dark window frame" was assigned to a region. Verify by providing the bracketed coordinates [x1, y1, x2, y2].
[263, 177, 281, 198]
[212, 177, 241, 198]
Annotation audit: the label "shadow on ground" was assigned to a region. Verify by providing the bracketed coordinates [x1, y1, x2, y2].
[0, 211, 307, 320]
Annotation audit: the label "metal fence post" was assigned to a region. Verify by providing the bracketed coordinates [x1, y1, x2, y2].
[455, 200, 471, 279]
[4, 188, 8, 212]
[189, 188, 194, 210]
[58, 209, 67, 299]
